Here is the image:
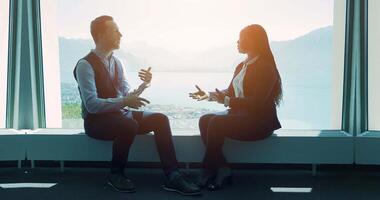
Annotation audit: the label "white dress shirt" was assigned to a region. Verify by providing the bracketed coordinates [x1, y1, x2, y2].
[75, 49, 131, 114]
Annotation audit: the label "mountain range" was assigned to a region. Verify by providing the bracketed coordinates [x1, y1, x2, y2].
[59, 26, 333, 85]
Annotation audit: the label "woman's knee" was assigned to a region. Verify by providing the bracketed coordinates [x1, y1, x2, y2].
[207, 116, 226, 135]
[199, 114, 216, 143]
[199, 114, 215, 130]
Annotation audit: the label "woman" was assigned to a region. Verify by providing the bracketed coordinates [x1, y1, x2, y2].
[189, 24, 282, 191]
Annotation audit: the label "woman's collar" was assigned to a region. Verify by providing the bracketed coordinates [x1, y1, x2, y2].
[244, 55, 260, 66]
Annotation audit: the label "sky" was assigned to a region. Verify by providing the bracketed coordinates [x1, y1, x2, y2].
[45, 0, 334, 52]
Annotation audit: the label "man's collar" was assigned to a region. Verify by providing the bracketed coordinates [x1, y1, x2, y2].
[92, 49, 113, 60]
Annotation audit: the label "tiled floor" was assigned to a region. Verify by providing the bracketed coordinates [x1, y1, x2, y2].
[0, 167, 379, 200]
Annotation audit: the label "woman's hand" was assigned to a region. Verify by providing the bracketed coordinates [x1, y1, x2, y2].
[189, 85, 209, 101]
[209, 88, 226, 104]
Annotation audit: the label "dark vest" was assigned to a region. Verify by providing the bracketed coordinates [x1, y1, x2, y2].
[73, 52, 120, 119]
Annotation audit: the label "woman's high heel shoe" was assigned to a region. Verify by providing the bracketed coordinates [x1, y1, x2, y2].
[193, 170, 215, 188]
[207, 167, 233, 191]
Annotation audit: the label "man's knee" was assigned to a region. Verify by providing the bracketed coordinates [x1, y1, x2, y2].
[150, 112, 170, 124]
[114, 120, 138, 144]
[113, 118, 139, 138]
[123, 119, 139, 134]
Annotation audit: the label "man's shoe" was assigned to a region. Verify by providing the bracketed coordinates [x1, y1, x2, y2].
[163, 172, 202, 196]
[108, 173, 136, 193]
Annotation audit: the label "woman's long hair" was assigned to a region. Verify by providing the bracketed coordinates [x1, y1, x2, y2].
[242, 24, 283, 106]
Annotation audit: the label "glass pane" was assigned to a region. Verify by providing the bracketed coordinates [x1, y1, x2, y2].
[0, 0, 9, 128]
[368, 0, 380, 130]
[41, 0, 345, 132]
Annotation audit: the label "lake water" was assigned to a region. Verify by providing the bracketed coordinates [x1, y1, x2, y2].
[62, 72, 334, 131]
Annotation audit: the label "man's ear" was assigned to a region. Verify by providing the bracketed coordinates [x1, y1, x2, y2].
[97, 33, 103, 42]
[97, 31, 107, 42]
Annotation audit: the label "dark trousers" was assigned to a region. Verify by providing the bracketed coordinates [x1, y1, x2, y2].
[199, 111, 273, 171]
[84, 110, 178, 176]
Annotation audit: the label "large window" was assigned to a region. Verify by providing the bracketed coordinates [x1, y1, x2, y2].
[0, 0, 9, 128]
[41, 0, 345, 132]
[40, 0, 62, 128]
[368, 0, 380, 130]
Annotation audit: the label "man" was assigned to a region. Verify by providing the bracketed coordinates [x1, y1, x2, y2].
[73, 15, 201, 196]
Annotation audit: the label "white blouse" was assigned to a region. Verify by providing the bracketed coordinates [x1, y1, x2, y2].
[232, 56, 259, 98]
[224, 56, 259, 107]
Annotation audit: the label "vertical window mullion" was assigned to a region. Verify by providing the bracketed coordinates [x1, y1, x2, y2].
[341, 0, 368, 136]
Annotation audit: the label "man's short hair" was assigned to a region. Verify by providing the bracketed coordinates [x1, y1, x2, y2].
[90, 15, 114, 43]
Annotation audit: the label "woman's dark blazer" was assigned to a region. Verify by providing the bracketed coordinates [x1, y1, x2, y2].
[226, 57, 282, 133]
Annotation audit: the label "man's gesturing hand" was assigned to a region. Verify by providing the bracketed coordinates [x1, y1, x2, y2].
[123, 95, 150, 109]
[138, 67, 152, 83]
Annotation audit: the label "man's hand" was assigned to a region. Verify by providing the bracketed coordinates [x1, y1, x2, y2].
[138, 67, 152, 83]
[209, 88, 226, 104]
[129, 82, 150, 97]
[189, 85, 208, 101]
[123, 95, 150, 109]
